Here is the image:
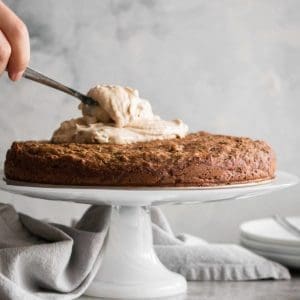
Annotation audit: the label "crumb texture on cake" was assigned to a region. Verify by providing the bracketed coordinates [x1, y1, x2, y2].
[4, 132, 276, 186]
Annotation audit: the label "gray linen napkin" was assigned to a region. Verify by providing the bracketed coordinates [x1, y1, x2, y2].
[0, 203, 290, 300]
[151, 207, 290, 281]
[0, 204, 111, 300]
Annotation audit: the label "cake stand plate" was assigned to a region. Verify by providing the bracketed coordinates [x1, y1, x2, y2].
[0, 171, 297, 207]
[0, 170, 298, 299]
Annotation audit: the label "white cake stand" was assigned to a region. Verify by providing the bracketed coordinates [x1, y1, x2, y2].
[0, 170, 298, 299]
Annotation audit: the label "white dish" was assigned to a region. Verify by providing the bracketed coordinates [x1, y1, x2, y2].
[240, 215, 300, 268]
[240, 235, 300, 256]
[240, 216, 300, 247]
[243, 246, 300, 268]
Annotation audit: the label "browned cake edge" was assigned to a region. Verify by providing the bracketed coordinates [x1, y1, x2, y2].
[4, 132, 276, 187]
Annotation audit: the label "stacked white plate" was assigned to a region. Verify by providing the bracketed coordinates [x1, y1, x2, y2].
[240, 216, 300, 268]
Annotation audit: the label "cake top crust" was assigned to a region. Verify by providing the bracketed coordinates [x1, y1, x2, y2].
[9, 131, 274, 168]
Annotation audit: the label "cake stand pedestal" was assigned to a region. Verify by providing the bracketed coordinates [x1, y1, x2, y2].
[88, 205, 186, 298]
[0, 171, 298, 299]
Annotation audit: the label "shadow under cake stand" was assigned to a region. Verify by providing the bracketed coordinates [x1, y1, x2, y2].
[0, 170, 298, 299]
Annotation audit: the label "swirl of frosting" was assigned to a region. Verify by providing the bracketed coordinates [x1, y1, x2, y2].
[51, 85, 188, 144]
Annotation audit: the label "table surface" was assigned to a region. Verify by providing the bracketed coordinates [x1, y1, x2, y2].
[79, 270, 300, 300]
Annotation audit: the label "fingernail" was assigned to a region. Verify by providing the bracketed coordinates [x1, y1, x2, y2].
[11, 71, 23, 81]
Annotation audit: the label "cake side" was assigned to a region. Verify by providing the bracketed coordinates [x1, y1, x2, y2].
[4, 132, 276, 187]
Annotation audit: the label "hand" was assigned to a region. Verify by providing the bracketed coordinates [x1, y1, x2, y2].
[0, 1, 30, 81]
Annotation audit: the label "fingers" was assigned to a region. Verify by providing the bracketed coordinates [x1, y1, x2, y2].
[0, 30, 11, 76]
[5, 19, 30, 81]
[0, 1, 30, 81]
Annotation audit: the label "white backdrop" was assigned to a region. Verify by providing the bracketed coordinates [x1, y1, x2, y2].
[0, 0, 299, 242]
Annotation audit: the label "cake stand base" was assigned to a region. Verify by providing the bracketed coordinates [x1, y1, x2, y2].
[85, 206, 187, 299]
[1, 170, 298, 299]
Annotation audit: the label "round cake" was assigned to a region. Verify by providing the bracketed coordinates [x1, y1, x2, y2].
[4, 85, 276, 186]
[4, 131, 276, 187]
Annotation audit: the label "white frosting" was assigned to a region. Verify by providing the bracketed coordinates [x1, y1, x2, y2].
[52, 85, 188, 144]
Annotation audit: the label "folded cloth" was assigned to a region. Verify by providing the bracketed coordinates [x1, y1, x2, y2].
[151, 207, 290, 281]
[0, 204, 111, 300]
[0, 204, 290, 300]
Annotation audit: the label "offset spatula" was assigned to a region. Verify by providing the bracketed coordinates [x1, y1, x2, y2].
[23, 67, 98, 106]
[273, 215, 300, 238]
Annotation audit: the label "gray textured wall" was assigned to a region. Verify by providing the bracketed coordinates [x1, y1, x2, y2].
[0, 0, 299, 242]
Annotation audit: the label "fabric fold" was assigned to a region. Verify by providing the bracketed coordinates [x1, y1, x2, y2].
[0, 203, 111, 300]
